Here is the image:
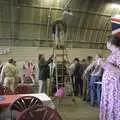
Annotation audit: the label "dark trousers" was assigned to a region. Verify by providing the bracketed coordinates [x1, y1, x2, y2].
[74, 76, 83, 97]
[71, 75, 75, 95]
[87, 75, 91, 101]
[83, 78, 87, 101]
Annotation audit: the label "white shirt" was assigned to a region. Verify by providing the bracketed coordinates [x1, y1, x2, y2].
[49, 62, 56, 77]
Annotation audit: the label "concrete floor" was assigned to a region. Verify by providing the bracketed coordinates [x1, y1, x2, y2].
[56, 97, 99, 120]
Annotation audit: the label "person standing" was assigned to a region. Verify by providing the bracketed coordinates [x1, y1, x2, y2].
[89, 54, 104, 106]
[38, 54, 53, 93]
[73, 58, 83, 97]
[49, 60, 56, 95]
[0, 58, 19, 92]
[99, 35, 120, 120]
[69, 60, 75, 95]
[0, 60, 3, 74]
[12, 60, 20, 86]
[82, 56, 93, 101]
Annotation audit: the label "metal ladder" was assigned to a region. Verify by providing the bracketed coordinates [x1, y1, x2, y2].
[52, 20, 74, 97]
[52, 46, 73, 96]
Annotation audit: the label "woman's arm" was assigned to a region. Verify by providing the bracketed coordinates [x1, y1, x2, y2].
[82, 61, 95, 79]
[104, 62, 120, 73]
[98, 58, 120, 74]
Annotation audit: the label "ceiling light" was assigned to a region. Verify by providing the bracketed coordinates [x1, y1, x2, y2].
[63, 10, 73, 16]
[112, 3, 120, 8]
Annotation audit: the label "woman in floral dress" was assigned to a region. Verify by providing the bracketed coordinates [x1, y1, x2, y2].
[100, 35, 120, 120]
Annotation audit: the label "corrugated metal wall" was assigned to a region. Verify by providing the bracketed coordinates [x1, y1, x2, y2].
[0, 47, 103, 63]
[0, 0, 120, 48]
[0, 47, 104, 78]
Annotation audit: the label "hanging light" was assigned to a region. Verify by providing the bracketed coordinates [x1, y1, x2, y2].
[17, 6, 20, 9]
[63, 10, 73, 16]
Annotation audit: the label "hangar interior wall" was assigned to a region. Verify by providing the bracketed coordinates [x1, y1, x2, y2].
[0, 47, 106, 63]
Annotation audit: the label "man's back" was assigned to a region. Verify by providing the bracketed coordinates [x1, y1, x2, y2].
[3, 63, 17, 78]
[73, 62, 83, 77]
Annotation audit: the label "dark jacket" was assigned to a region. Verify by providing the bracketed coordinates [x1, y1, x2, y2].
[39, 57, 53, 81]
[73, 62, 83, 78]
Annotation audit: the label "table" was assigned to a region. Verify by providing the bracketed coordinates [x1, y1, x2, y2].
[0, 93, 55, 109]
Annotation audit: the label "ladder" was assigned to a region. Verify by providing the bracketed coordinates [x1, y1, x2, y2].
[52, 46, 73, 95]
[51, 20, 74, 96]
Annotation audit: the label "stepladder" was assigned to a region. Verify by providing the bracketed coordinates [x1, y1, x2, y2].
[52, 46, 73, 96]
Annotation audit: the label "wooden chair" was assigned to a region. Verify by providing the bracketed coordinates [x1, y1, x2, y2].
[9, 96, 43, 120]
[14, 85, 34, 94]
[0, 86, 13, 95]
[16, 105, 62, 120]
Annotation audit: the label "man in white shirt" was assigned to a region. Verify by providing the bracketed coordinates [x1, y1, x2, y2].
[1, 58, 19, 92]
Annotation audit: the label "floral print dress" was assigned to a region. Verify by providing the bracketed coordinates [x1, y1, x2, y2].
[100, 51, 120, 120]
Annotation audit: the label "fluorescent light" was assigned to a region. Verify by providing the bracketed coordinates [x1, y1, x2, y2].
[112, 3, 120, 8]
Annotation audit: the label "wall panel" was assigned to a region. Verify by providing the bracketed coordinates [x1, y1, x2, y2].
[0, 46, 105, 63]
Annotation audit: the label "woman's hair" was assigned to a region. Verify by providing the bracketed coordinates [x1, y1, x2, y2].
[108, 35, 120, 47]
[87, 56, 93, 61]
[97, 54, 103, 58]
[8, 58, 14, 64]
[74, 58, 79, 62]
[38, 54, 43, 60]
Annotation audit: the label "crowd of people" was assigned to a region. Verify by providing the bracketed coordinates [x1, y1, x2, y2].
[69, 54, 104, 106]
[0, 52, 103, 105]
[0, 50, 111, 109]
[37, 51, 105, 108]
[69, 35, 120, 120]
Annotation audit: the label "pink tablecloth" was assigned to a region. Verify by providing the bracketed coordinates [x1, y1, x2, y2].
[0, 95, 19, 108]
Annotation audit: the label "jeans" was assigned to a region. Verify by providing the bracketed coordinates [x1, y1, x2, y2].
[96, 84, 102, 106]
[90, 76, 102, 106]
